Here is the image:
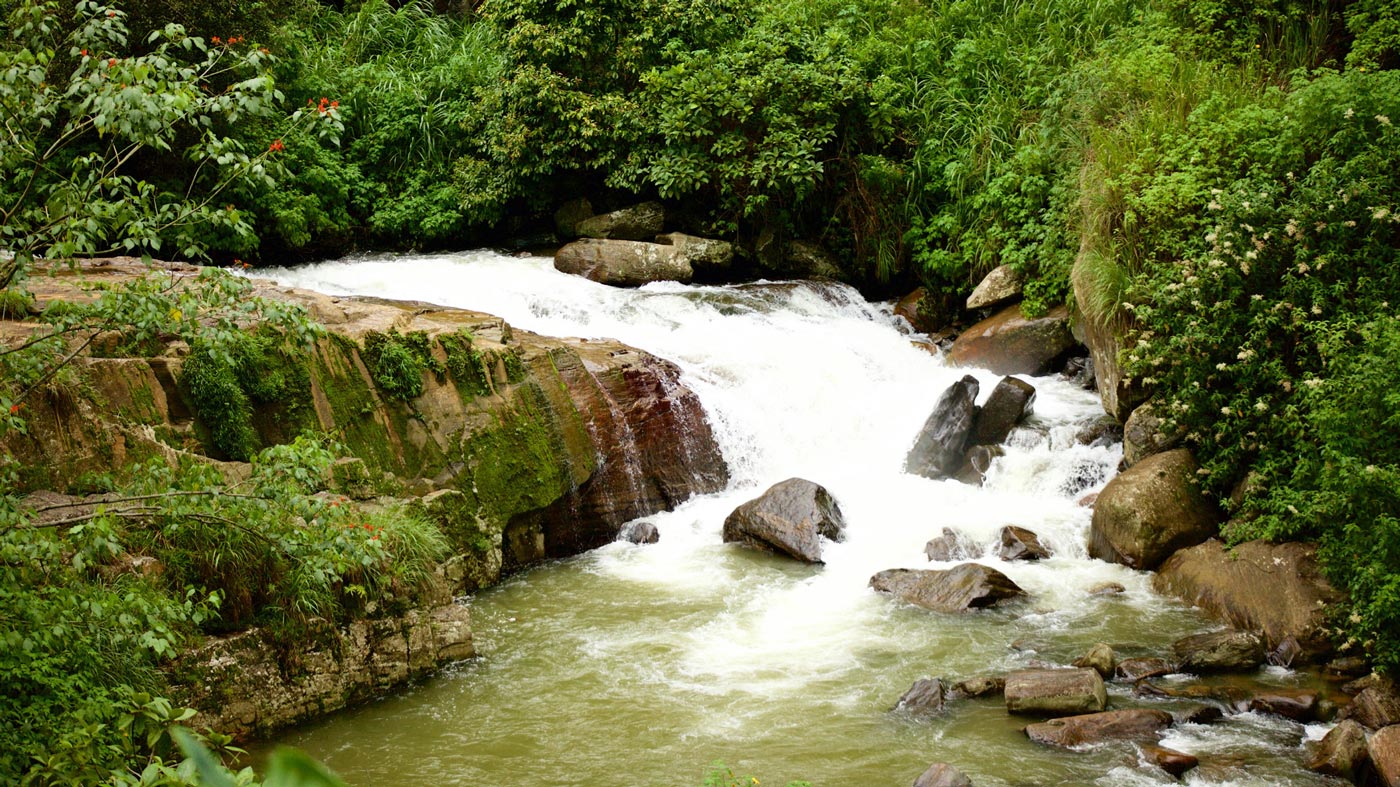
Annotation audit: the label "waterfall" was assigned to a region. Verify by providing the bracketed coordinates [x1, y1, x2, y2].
[256, 252, 1333, 787]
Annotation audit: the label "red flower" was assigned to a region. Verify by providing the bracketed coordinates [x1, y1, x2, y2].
[268, 139, 284, 152]
[8, 404, 20, 415]
[212, 36, 221, 44]
[330, 100, 339, 109]
[106, 10, 115, 17]
[80, 49, 88, 57]
[107, 58, 116, 67]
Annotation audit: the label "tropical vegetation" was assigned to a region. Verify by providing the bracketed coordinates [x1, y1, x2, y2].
[2, 0, 1399, 781]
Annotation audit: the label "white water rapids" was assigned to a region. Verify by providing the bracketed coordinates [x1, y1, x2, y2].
[254, 251, 1340, 786]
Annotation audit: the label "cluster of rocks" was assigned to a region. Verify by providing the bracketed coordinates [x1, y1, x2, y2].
[898, 635, 1400, 785]
[552, 198, 847, 288]
[904, 374, 1038, 485]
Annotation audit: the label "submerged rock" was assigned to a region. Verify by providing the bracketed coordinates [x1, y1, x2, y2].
[970, 376, 1036, 447]
[722, 477, 846, 563]
[554, 238, 693, 287]
[1247, 689, 1321, 722]
[1153, 539, 1341, 661]
[1171, 630, 1266, 674]
[904, 375, 980, 480]
[575, 201, 665, 240]
[1088, 449, 1219, 570]
[1005, 668, 1108, 716]
[1023, 709, 1173, 748]
[912, 762, 973, 787]
[997, 525, 1051, 561]
[947, 304, 1077, 376]
[869, 564, 1025, 613]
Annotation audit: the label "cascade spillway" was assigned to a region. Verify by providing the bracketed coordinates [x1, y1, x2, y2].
[256, 252, 1335, 786]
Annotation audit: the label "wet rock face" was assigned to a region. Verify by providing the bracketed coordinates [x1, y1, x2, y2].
[1088, 449, 1219, 570]
[1004, 668, 1108, 716]
[870, 564, 1026, 613]
[1115, 657, 1174, 682]
[1153, 538, 1342, 662]
[722, 478, 847, 563]
[1341, 685, 1400, 730]
[946, 304, 1077, 376]
[1023, 709, 1174, 748]
[620, 521, 660, 544]
[925, 527, 979, 562]
[905, 375, 981, 480]
[1142, 744, 1198, 778]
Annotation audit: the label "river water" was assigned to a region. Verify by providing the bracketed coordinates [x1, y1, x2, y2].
[257, 252, 1339, 786]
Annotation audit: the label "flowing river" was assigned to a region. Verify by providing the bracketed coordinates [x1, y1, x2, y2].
[257, 251, 1340, 786]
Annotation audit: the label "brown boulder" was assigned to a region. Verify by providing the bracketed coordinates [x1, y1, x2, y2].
[1153, 539, 1342, 659]
[1089, 449, 1219, 570]
[1341, 685, 1400, 730]
[1370, 724, 1400, 787]
[947, 304, 1076, 376]
[655, 232, 734, 276]
[966, 264, 1024, 311]
[1307, 719, 1370, 780]
[870, 564, 1025, 613]
[575, 201, 665, 240]
[1248, 689, 1321, 721]
[1141, 744, 1199, 778]
[970, 376, 1036, 447]
[912, 763, 973, 787]
[998, 525, 1050, 561]
[1005, 668, 1107, 716]
[895, 288, 941, 334]
[1171, 630, 1266, 674]
[904, 375, 980, 480]
[1115, 657, 1174, 682]
[1024, 709, 1173, 748]
[722, 478, 847, 564]
[554, 239, 693, 287]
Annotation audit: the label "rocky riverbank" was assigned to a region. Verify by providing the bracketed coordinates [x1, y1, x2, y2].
[2, 257, 730, 740]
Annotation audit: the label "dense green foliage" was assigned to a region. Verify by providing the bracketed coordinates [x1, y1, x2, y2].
[3, 0, 1400, 777]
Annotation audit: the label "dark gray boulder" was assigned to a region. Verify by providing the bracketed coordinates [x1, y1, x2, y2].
[970, 377, 1036, 446]
[905, 375, 980, 480]
[620, 521, 659, 544]
[869, 564, 1025, 613]
[722, 478, 846, 563]
[895, 678, 947, 715]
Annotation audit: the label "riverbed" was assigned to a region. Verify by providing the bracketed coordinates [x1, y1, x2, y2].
[256, 251, 1338, 786]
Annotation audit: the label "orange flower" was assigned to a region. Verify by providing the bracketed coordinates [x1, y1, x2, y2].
[212, 36, 221, 44]
[268, 139, 284, 152]
[107, 58, 116, 67]
[8, 403, 20, 415]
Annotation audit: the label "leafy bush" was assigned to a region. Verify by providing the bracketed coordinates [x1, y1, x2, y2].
[361, 329, 441, 401]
